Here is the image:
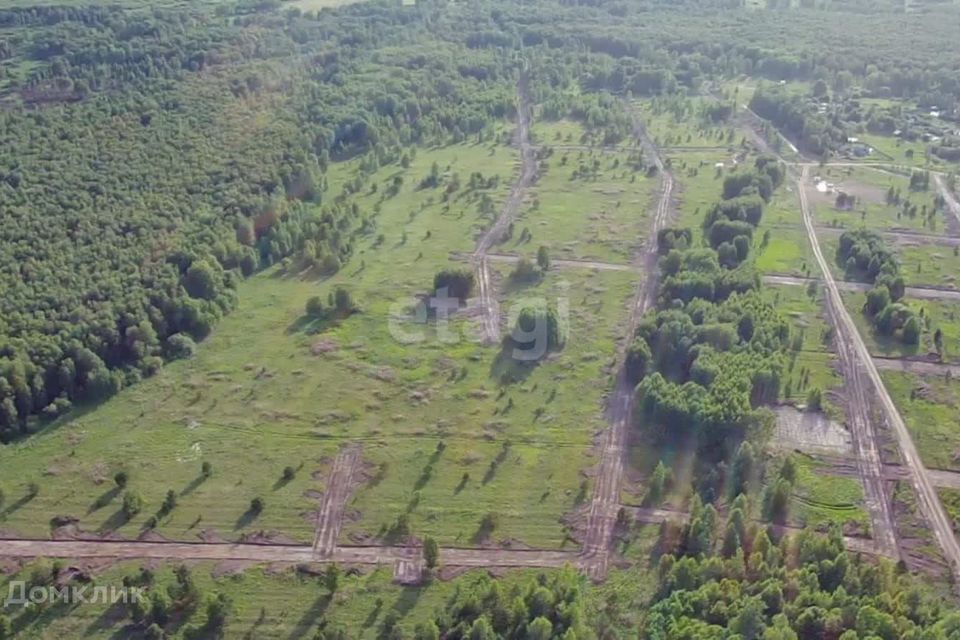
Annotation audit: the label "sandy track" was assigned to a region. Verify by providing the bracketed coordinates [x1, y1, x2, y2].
[764, 273, 960, 301]
[872, 356, 960, 377]
[580, 101, 675, 581]
[795, 165, 960, 576]
[0, 539, 580, 569]
[313, 446, 361, 558]
[927, 470, 960, 490]
[484, 253, 635, 272]
[796, 166, 900, 559]
[472, 73, 536, 344]
[536, 144, 729, 154]
[934, 174, 960, 230]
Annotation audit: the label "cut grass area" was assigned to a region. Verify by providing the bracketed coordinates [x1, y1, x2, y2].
[857, 133, 946, 170]
[789, 454, 869, 532]
[881, 370, 960, 472]
[755, 223, 815, 276]
[529, 118, 593, 146]
[518, 147, 654, 264]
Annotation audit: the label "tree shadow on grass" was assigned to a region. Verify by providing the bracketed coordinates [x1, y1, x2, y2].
[489, 347, 537, 387]
[87, 486, 121, 514]
[234, 508, 261, 531]
[84, 602, 127, 637]
[287, 593, 331, 640]
[392, 586, 425, 619]
[362, 598, 384, 630]
[1, 491, 37, 519]
[180, 473, 208, 498]
[98, 509, 129, 533]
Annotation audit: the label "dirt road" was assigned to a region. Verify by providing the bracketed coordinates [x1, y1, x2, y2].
[764, 273, 960, 302]
[580, 101, 675, 581]
[313, 446, 361, 558]
[872, 356, 960, 377]
[471, 73, 536, 344]
[0, 539, 580, 571]
[934, 174, 960, 230]
[796, 165, 960, 574]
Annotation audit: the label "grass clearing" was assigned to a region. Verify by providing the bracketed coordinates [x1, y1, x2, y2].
[789, 454, 869, 532]
[881, 370, 960, 472]
[632, 98, 738, 149]
[519, 146, 654, 264]
[0, 136, 639, 550]
[809, 166, 941, 234]
[764, 285, 842, 415]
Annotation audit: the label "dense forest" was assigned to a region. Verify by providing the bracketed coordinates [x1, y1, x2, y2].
[1, 0, 959, 439]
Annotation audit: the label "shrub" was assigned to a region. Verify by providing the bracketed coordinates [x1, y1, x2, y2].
[165, 333, 197, 360]
[122, 491, 144, 519]
[250, 497, 265, 514]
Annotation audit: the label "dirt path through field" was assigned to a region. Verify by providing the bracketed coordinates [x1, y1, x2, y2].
[472, 73, 536, 344]
[580, 101, 675, 581]
[313, 445, 362, 558]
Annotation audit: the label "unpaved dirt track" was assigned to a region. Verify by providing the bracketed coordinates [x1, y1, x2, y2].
[484, 253, 635, 272]
[313, 446, 361, 558]
[872, 356, 960, 377]
[728, 107, 906, 564]
[0, 539, 580, 569]
[934, 174, 960, 230]
[764, 273, 960, 302]
[580, 102, 674, 581]
[472, 73, 536, 344]
[797, 165, 960, 577]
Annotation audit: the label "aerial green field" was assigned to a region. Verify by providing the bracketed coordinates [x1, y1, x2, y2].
[882, 370, 960, 472]
[763, 285, 842, 412]
[0, 133, 642, 549]
[896, 243, 960, 290]
[519, 146, 654, 265]
[788, 454, 869, 532]
[838, 290, 960, 361]
[665, 149, 738, 233]
[632, 98, 737, 149]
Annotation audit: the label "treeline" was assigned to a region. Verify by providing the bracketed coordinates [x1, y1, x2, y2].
[328, 527, 960, 638]
[648, 525, 957, 638]
[837, 229, 920, 345]
[749, 88, 848, 156]
[627, 156, 790, 458]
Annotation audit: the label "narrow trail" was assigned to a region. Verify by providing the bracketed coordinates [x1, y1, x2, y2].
[934, 173, 960, 230]
[872, 356, 960, 377]
[764, 273, 960, 301]
[313, 446, 361, 558]
[580, 100, 675, 581]
[472, 72, 536, 344]
[0, 538, 579, 570]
